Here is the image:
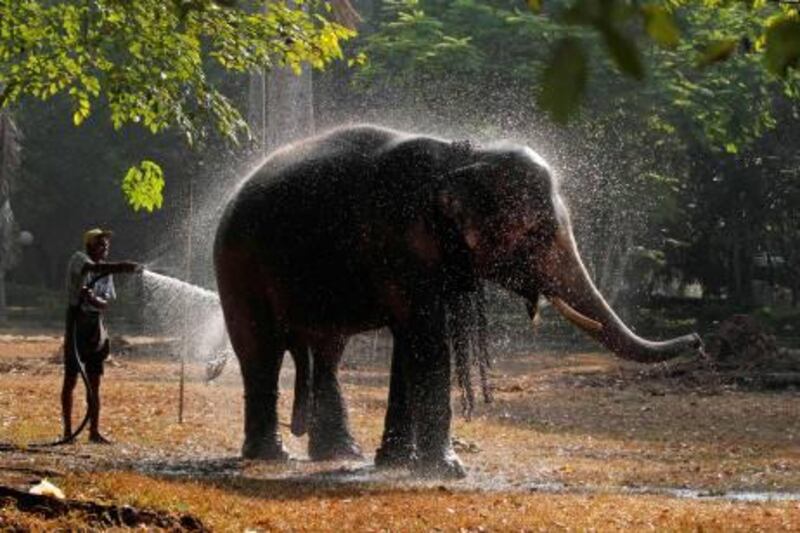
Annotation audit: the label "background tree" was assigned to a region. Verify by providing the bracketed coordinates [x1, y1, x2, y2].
[0, 0, 355, 209]
[337, 0, 800, 336]
[3, 0, 799, 340]
[0, 109, 22, 321]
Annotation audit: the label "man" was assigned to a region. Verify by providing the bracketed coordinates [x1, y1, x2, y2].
[62, 228, 141, 443]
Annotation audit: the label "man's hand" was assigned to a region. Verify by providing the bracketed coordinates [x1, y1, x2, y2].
[80, 287, 109, 309]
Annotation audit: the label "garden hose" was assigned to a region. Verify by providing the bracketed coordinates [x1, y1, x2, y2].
[0, 273, 110, 450]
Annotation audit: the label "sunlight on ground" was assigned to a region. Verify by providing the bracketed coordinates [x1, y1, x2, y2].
[0, 335, 798, 529]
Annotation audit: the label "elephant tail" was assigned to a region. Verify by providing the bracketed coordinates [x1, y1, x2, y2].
[289, 344, 311, 436]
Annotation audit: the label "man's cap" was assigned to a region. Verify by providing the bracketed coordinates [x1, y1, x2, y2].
[83, 228, 113, 247]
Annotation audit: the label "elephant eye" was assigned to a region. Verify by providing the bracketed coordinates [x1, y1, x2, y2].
[520, 223, 555, 253]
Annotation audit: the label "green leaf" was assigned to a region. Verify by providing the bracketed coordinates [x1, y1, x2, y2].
[696, 39, 738, 67]
[642, 5, 680, 48]
[122, 160, 165, 212]
[347, 52, 367, 68]
[601, 25, 644, 80]
[725, 142, 738, 154]
[527, 0, 542, 14]
[538, 38, 587, 123]
[765, 17, 800, 76]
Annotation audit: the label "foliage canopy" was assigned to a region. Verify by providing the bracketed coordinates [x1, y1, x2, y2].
[352, 0, 800, 311]
[357, 0, 800, 129]
[0, 0, 354, 210]
[3, 0, 800, 214]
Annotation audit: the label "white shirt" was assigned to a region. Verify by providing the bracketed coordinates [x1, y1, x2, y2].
[65, 251, 116, 312]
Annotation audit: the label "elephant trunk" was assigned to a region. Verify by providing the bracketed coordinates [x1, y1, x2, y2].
[536, 228, 702, 363]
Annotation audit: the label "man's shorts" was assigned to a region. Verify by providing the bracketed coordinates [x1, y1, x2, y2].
[63, 306, 110, 377]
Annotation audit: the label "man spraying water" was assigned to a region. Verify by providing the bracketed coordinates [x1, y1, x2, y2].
[61, 228, 141, 444]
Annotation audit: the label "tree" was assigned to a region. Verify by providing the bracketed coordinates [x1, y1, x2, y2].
[346, 0, 800, 320]
[0, 0, 355, 210]
[0, 110, 21, 320]
[355, 0, 800, 124]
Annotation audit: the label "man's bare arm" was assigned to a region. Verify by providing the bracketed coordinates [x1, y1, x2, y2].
[82, 261, 141, 276]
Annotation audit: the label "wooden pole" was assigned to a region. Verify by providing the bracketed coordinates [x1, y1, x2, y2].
[179, 168, 194, 424]
[178, 359, 185, 423]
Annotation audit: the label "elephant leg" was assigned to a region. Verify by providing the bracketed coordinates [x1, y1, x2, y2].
[241, 352, 287, 461]
[225, 299, 288, 461]
[288, 339, 311, 437]
[407, 304, 465, 479]
[308, 337, 363, 461]
[375, 332, 416, 468]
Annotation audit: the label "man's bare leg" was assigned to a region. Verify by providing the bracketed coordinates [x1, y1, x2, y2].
[61, 373, 78, 441]
[87, 374, 110, 444]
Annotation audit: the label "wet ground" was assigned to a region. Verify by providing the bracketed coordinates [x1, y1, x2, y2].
[0, 332, 798, 529]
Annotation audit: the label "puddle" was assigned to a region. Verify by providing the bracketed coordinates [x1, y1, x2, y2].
[131, 456, 244, 478]
[7, 446, 798, 504]
[516, 480, 800, 502]
[126, 455, 800, 502]
[624, 486, 800, 502]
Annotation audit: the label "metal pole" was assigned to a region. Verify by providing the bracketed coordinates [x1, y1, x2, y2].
[179, 168, 194, 423]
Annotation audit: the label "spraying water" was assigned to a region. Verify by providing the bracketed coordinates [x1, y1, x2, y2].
[139, 270, 230, 378]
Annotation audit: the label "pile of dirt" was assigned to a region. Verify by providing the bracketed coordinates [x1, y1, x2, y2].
[696, 314, 800, 389]
[646, 315, 800, 390]
[558, 315, 800, 391]
[705, 315, 798, 371]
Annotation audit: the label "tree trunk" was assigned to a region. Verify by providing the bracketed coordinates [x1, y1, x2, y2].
[0, 269, 6, 323]
[0, 110, 21, 321]
[266, 64, 314, 151]
[248, 61, 315, 154]
[594, 215, 635, 311]
[249, 1, 317, 154]
[730, 240, 740, 303]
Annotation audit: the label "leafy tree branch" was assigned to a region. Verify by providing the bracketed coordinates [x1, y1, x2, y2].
[0, 0, 355, 210]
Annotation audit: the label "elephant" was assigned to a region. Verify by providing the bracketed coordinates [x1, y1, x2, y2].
[214, 124, 703, 478]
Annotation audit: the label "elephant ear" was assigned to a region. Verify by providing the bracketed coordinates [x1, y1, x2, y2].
[435, 162, 493, 252]
[434, 163, 493, 294]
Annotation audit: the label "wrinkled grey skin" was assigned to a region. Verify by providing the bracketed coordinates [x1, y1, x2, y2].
[214, 125, 702, 478]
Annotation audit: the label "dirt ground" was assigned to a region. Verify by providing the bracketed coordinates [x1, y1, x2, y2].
[0, 332, 798, 531]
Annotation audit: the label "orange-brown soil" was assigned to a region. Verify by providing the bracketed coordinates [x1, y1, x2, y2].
[0, 333, 798, 530]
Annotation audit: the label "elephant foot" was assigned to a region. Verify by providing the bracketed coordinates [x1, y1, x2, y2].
[241, 437, 290, 462]
[413, 448, 467, 480]
[374, 441, 416, 469]
[308, 436, 363, 461]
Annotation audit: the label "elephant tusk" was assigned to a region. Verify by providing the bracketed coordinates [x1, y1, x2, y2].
[551, 297, 603, 333]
